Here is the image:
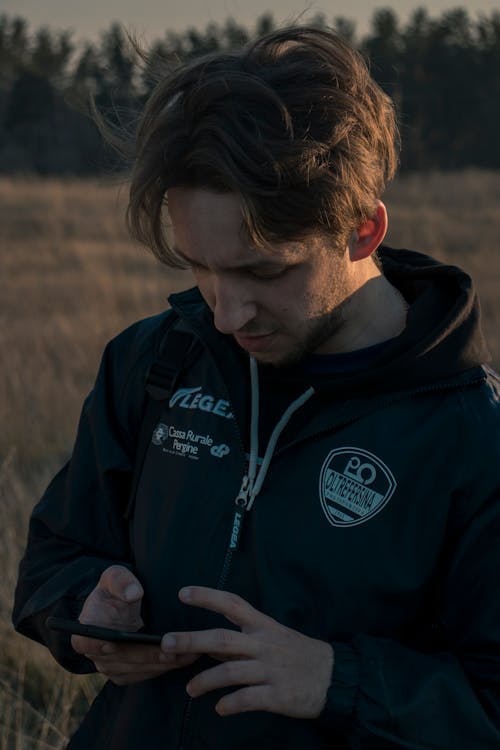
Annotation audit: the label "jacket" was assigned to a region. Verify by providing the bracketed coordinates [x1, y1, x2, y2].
[12, 247, 500, 749]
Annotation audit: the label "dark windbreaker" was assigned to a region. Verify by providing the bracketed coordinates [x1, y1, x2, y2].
[12, 247, 500, 749]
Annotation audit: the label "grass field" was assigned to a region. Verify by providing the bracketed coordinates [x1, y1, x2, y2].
[1, 172, 499, 748]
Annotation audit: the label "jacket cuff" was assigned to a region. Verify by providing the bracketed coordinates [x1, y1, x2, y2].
[316, 641, 360, 729]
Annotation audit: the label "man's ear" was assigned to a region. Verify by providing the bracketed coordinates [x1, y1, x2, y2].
[349, 201, 388, 262]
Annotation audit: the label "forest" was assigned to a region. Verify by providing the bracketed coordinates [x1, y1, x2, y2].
[1, 6, 500, 175]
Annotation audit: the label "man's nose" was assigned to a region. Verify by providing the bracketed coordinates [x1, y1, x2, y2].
[212, 279, 257, 334]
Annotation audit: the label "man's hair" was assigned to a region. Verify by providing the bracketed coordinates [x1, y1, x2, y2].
[126, 25, 400, 267]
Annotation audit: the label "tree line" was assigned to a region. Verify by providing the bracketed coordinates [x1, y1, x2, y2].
[1, 7, 499, 174]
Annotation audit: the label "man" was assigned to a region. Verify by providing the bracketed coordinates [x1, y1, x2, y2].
[13, 25, 500, 749]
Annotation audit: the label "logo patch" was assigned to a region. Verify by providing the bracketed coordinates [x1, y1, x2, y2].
[210, 443, 231, 458]
[169, 386, 233, 420]
[319, 447, 396, 527]
[152, 423, 169, 446]
[151, 422, 230, 461]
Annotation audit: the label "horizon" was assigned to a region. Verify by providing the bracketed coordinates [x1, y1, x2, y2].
[2, 0, 500, 46]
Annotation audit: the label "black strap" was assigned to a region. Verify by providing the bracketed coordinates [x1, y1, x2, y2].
[124, 322, 196, 520]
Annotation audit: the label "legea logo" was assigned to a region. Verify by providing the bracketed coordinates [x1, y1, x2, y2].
[319, 447, 396, 528]
[169, 387, 233, 419]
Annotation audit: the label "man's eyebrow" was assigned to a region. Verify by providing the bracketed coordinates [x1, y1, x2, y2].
[173, 246, 292, 271]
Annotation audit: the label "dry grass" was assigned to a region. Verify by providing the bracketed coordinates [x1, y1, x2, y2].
[0, 172, 498, 747]
[0, 178, 190, 469]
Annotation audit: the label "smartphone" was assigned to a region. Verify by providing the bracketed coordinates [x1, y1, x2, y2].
[46, 616, 163, 645]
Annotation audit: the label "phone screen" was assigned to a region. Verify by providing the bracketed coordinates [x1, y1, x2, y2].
[46, 616, 163, 645]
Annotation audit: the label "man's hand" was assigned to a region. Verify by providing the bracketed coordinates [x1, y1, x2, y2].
[161, 586, 334, 718]
[71, 565, 199, 685]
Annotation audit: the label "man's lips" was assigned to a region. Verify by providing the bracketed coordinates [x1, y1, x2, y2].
[234, 332, 276, 352]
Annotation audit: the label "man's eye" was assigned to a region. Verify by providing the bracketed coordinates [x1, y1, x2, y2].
[250, 268, 287, 280]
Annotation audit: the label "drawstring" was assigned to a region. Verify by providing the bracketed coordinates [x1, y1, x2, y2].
[245, 356, 314, 511]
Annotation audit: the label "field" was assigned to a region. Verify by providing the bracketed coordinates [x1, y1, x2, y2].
[1, 172, 499, 747]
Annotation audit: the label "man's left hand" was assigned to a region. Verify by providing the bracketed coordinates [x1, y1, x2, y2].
[160, 586, 334, 718]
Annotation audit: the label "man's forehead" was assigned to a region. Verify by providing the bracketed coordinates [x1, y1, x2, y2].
[167, 186, 315, 267]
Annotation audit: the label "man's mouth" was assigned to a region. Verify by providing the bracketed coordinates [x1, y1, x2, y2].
[234, 331, 276, 353]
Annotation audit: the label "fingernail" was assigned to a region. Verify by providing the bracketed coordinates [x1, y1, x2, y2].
[161, 634, 177, 650]
[124, 583, 141, 601]
[101, 643, 116, 654]
[179, 587, 192, 602]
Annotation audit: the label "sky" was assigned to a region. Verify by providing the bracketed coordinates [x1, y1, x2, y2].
[1, 0, 500, 46]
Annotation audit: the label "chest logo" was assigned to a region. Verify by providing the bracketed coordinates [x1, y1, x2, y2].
[151, 422, 230, 461]
[319, 447, 396, 528]
[169, 386, 233, 420]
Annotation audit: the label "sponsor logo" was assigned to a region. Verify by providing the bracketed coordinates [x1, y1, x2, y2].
[229, 510, 244, 550]
[210, 443, 231, 458]
[151, 423, 230, 461]
[319, 447, 396, 527]
[169, 387, 233, 420]
[152, 423, 169, 446]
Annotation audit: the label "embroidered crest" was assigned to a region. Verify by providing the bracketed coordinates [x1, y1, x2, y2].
[319, 447, 396, 527]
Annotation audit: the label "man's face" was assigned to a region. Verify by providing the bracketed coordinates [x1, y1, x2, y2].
[167, 188, 358, 367]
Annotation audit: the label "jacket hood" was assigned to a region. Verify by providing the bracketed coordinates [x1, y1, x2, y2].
[375, 246, 490, 388]
[168, 246, 490, 397]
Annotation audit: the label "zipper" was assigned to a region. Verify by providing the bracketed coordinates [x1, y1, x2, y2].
[216, 473, 251, 588]
[177, 472, 251, 750]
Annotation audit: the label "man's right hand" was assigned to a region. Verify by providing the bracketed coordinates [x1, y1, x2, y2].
[71, 565, 199, 685]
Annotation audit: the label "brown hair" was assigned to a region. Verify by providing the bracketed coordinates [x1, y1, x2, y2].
[126, 25, 400, 267]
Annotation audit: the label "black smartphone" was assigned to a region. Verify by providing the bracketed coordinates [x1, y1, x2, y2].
[46, 616, 163, 645]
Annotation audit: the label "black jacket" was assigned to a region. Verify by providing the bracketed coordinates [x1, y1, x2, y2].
[13, 247, 500, 749]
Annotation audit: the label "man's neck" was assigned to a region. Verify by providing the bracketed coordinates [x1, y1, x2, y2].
[317, 265, 408, 355]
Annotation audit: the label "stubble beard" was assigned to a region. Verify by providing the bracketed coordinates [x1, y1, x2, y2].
[264, 302, 348, 369]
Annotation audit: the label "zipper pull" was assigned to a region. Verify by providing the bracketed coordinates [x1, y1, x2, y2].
[229, 475, 251, 551]
[235, 474, 250, 509]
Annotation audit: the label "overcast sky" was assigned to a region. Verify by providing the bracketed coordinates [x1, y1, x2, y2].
[1, 0, 500, 45]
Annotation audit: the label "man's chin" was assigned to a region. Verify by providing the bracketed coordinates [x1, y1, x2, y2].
[233, 331, 310, 368]
[250, 346, 307, 369]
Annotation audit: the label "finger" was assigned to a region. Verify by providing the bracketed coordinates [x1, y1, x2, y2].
[98, 565, 144, 604]
[71, 636, 157, 658]
[91, 652, 199, 678]
[81, 643, 166, 662]
[187, 660, 264, 698]
[91, 643, 200, 666]
[178, 587, 268, 629]
[215, 685, 274, 716]
[71, 634, 113, 655]
[161, 628, 258, 659]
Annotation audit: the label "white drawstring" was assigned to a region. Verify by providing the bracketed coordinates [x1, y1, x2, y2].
[245, 356, 314, 511]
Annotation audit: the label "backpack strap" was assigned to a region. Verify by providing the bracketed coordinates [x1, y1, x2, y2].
[124, 316, 197, 520]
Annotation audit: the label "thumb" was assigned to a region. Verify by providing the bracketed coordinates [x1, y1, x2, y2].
[99, 565, 144, 603]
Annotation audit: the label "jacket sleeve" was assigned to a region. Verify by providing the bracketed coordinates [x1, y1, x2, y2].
[11, 314, 166, 673]
[317, 377, 500, 749]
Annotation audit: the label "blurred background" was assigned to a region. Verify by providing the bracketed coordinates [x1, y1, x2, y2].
[1, 2, 499, 747]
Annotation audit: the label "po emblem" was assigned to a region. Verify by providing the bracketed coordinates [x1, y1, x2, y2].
[319, 447, 396, 528]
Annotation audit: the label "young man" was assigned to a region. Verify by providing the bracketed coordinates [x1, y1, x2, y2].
[13, 26, 500, 749]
